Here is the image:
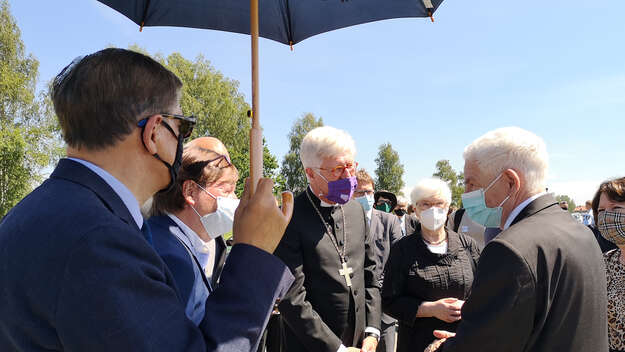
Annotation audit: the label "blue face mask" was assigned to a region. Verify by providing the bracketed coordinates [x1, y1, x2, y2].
[461, 173, 511, 228]
[355, 194, 374, 212]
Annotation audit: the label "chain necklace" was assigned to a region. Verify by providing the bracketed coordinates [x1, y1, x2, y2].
[306, 188, 354, 287]
[306, 188, 347, 262]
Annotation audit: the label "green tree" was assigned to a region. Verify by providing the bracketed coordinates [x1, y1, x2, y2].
[280, 113, 324, 193]
[555, 194, 576, 213]
[433, 160, 465, 207]
[152, 51, 280, 196]
[0, 0, 62, 216]
[374, 143, 405, 195]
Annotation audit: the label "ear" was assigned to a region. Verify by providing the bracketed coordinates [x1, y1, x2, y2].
[182, 180, 196, 206]
[503, 168, 521, 194]
[304, 167, 316, 182]
[141, 115, 163, 155]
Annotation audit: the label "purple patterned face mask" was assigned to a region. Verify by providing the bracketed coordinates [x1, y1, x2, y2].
[317, 171, 358, 204]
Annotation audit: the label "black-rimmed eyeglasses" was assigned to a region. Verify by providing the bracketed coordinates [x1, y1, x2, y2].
[137, 113, 197, 139]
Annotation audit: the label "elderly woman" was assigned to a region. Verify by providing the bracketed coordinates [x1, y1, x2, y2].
[592, 177, 625, 352]
[381, 178, 480, 352]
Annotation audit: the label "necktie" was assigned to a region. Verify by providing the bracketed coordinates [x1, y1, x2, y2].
[141, 220, 153, 245]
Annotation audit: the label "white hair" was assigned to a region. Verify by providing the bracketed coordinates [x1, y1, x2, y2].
[396, 196, 409, 206]
[300, 126, 356, 169]
[463, 126, 548, 193]
[410, 178, 452, 206]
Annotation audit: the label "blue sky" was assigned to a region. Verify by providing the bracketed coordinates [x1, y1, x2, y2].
[10, 0, 625, 205]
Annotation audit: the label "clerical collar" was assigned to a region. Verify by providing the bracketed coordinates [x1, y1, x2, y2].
[307, 186, 339, 208]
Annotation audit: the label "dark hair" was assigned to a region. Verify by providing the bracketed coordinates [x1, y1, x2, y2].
[51, 48, 182, 150]
[356, 169, 374, 188]
[151, 146, 238, 216]
[591, 177, 625, 221]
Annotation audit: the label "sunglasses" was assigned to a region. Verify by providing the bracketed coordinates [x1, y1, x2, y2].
[137, 113, 197, 139]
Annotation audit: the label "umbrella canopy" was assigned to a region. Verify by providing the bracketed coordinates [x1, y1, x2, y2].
[97, 0, 444, 46]
[96, 0, 444, 192]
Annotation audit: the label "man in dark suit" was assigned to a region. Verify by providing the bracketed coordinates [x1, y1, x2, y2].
[0, 48, 294, 352]
[273, 126, 382, 352]
[427, 127, 607, 352]
[354, 170, 402, 352]
[148, 136, 239, 326]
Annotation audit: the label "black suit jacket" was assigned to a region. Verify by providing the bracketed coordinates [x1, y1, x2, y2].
[0, 159, 294, 352]
[274, 189, 381, 352]
[441, 194, 608, 352]
[369, 209, 403, 324]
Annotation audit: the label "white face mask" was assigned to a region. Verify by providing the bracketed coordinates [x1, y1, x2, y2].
[419, 207, 448, 231]
[191, 182, 239, 239]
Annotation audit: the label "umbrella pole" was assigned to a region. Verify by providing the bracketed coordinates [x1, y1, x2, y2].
[249, 0, 262, 193]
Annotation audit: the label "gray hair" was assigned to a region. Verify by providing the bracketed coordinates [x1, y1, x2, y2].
[300, 126, 356, 169]
[463, 127, 548, 193]
[410, 178, 452, 207]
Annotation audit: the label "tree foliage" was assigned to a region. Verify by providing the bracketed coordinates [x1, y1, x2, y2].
[148, 51, 280, 196]
[280, 113, 324, 193]
[555, 194, 576, 213]
[0, 0, 62, 216]
[433, 160, 465, 207]
[374, 143, 405, 195]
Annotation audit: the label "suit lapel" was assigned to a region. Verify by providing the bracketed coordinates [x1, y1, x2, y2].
[510, 194, 559, 227]
[50, 159, 138, 230]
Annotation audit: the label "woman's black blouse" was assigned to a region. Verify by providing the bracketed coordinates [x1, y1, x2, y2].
[381, 226, 481, 352]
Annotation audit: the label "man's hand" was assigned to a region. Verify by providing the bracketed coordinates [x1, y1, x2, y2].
[361, 336, 378, 352]
[424, 330, 456, 352]
[345, 348, 361, 352]
[421, 298, 464, 323]
[232, 178, 294, 254]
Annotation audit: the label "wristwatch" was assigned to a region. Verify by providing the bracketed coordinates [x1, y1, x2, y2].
[364, 332, 380, 341]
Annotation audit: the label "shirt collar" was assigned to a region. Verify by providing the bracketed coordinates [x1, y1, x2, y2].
[167, 213, 212, 253]
[503, 192, 548, 230]
[68, 157, 143, 229]
[308, 186, 339, 208]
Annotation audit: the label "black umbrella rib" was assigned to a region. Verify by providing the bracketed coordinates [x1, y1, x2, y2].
[285, 0, 294, 48]
[140, 0, 152, 31]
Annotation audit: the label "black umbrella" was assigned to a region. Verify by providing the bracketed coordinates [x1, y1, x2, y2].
[97, 0, 445, 191]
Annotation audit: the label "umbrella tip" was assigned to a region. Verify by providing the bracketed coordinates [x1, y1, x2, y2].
[140, 21, 144, 32]
[289, 41, 294, 51]
[428, 10, 434, 22]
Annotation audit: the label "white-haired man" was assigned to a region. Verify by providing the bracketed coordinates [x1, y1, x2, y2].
[426, 127, 607, 352]
[273, 126, 382, 352]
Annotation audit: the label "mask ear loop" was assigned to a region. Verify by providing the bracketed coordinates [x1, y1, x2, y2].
[192, 180, 218, 200]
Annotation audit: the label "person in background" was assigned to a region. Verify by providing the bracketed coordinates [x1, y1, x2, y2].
[394, 196, 409, 237]
[0, 48, 295, 352]
[354, 169, 402, 352]
[427, 127, 607, 352]
[148, 136, 238, 325]
[583, 200, 595, 226]
[591, 177, 625, 352]
[382, 178, 480, 352]
[375, 190, 397, 214]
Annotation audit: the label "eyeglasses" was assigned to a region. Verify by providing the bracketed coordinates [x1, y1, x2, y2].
[315, 161, 358, 178]
[189, 151, 233, 170]
[137, 113, 197, 140]
[353, 189, 374, 197]
[417, 200, 447, 210]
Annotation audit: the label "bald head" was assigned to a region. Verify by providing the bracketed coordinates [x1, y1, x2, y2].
[185, 136, 230, 159]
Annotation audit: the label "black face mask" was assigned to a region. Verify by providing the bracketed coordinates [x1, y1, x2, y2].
[140, 120, 184, 194]
[394, 209, 406, 216]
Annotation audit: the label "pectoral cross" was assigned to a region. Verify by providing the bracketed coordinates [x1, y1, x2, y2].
[339, 261, 353, 287]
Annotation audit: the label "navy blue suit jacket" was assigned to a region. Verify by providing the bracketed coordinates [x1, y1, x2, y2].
[0, 159, 293, 352]
[149, 215, 228, 306]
